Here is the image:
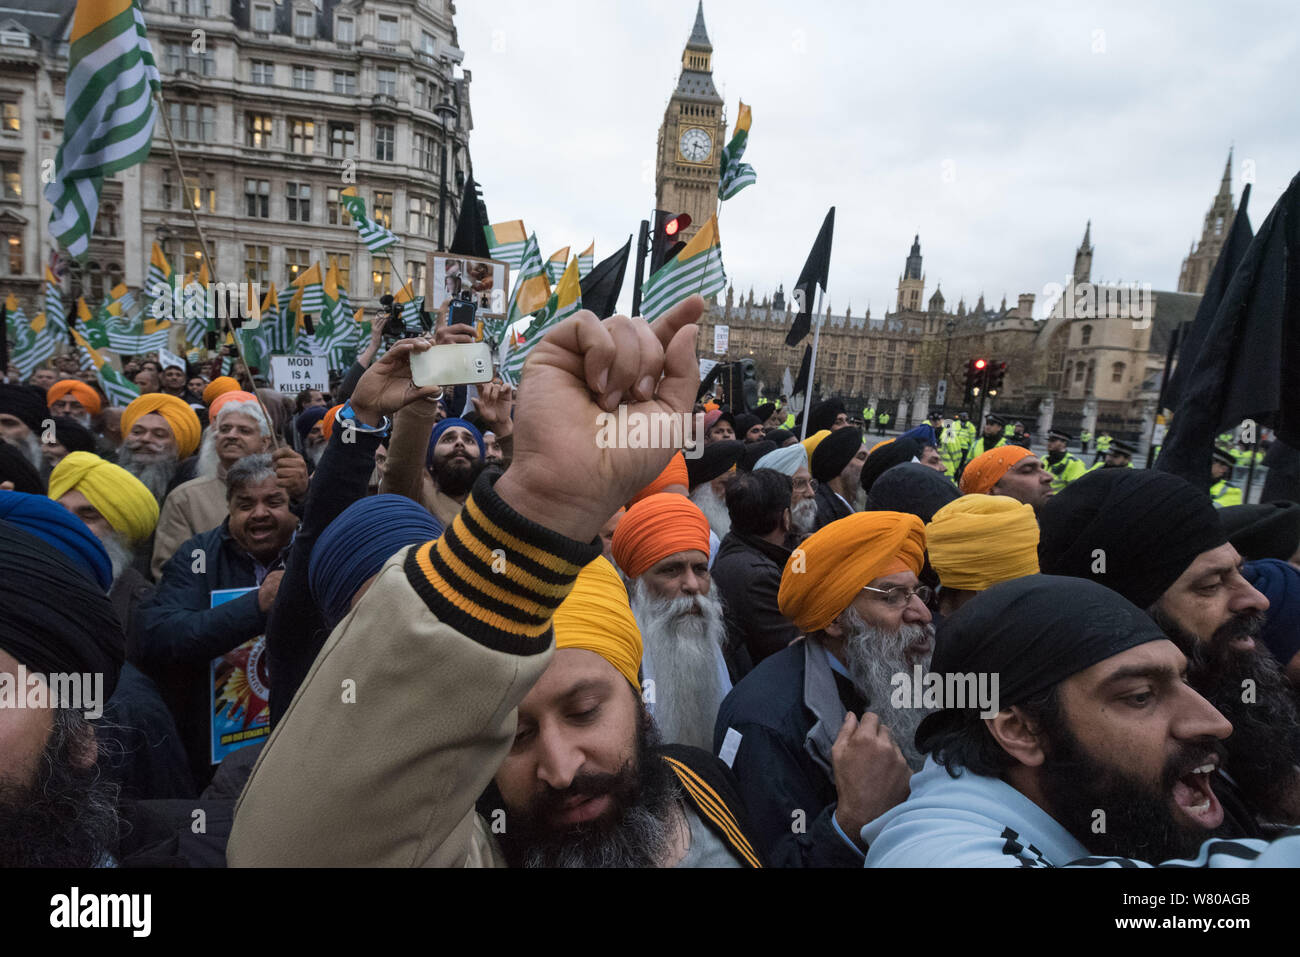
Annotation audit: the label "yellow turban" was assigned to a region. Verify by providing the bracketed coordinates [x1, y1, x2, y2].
[926, 494, 1039, 591]
[801, 429, 831, 461]
[778, 511, 926, 634]
[553, 556, 642, 691]
[203, 376, 241, 406]
[121, 393, 202, 459]
[959, 446, 1033, 495]
[48, 451, 160, 544]
[47, 379, 102, 416]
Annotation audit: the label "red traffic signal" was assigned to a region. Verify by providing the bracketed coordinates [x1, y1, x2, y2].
[663, 213, 692, 237]
[974, 358, 987, 370]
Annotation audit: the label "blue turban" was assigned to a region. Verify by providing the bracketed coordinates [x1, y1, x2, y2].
[295, 406, 328, 442]
[0, 490, 113, 590]
[1244, 559, 1300, 668]
[900, 424, 938, 448]
[309, 494, 444, 628]
[427, 417, 484, 466]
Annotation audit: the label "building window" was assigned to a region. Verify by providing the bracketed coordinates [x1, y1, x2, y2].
[420, 31, 437, 61]
[329, 254, 351, 296]
[374, 124, 394, 161]
[285, 247, 311, 283]
[329, 122, 355, 157]
[414, 78, 437, 111]
[294, 10, 314, 38]
[1112, 362, 1126, 384]
[372, 191, 392, 229]
[1, 101, 17, 132]
[1074, 363, 1085, 382]
[0, 160, 19, 199]
[185, 174, 215, 212]
[336, 17, 354, 45]
[326, 187, 351, 225]
[1214, 216, 1224, 236]
[289, 118, 315, 154]
[245, 178, 270, 218]
[168, 102, 214, 141]
[377, 15, 398, 45]
[332, 70, 356, 95]
[161, 168, 174, 208]
[291, 66, 315, 90]
[1080, 323, 1092, 346]
[377, 67, 397, 96]
[246, 113, 272, 149]
[244, 245, 269, 285]
[252, 4, 273, 32]
[414, 130, 434, 170]
[164, 42, 213, 75]
[408, 196, 434, 235]
[4, 233, 21, 275]
[250, 60, 274, 85]
[287, 182, 311, 222]
[372, 257, 391, 297]
[409, 260, 425, 298]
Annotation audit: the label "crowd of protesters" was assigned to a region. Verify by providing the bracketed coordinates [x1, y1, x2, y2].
[1, 294, 1299, 868]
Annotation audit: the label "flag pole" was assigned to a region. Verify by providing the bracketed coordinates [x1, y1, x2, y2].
[799, 286, 825, 440]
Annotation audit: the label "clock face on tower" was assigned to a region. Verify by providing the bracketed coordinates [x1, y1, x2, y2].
[679, 127, 712, 163]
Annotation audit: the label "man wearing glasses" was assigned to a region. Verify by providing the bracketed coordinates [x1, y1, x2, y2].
[713, 511, 934, 867]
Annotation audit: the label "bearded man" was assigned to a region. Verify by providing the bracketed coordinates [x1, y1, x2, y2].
[753, 442, 818, 542]
[1038, 467, 1300, 833]
[612, 493, 731, 752]
[810, 426, 866, 529]
[294, 406, 329, 468]
[116, 393, 202, 504]
[714, 511, 930, 867]
[47, 379, 102, 429]
[685, 439, 744, 544]
[0, 382, 49, 473]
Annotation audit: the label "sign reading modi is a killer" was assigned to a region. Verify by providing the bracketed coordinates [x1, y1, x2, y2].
[270, 355, 329, 396]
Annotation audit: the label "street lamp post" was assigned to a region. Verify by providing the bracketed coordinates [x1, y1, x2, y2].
[434, 97, 459, 251]
[939, 319, 956, 417]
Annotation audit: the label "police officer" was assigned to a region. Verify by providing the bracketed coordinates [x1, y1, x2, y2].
[877, 408, 891, 435]
[1042, 428, 1087, 492]
[1210, 447, 1243, 508]
[969, 414, 1009, 458]
[1086, 437, 1136, 472]
[1009, 421, 1032, 449]
[1079, 428, 1093, 453]
[1093, 431, 1113, 464]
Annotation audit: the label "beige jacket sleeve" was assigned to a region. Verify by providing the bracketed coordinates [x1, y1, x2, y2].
[227, 475, 601, 867]
[380, 397, 441, 508]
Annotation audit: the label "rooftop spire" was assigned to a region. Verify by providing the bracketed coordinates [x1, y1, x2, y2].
[688, 1, 712, 51]
[1081, 219, 1092, 251]
[1218, 146, 1234, 199]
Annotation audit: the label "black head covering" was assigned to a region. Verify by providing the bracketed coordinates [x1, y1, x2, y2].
[754, 403, 776, 423]
[865, 462, 961, 523]
[49, 416, 97, 455]
[1211, 447, 1237, 468]
[808, 398, 845, 435]
[0, 441, 43, 494]
[915, 575, 1167, 750]
[811, 427, 863, 484]
[734, 413, 763, 440]
[859, 437, 922, 494]
[765, 428, 795, 447]
[738, 439, 778, 472]
[1219, 501, 1300, 561]
[686, 439, 745, 489]
[1047, 429, 1072, 442]
[1037, 469, 1226, 610]
[1110, 439, 1137, 457]
[0, 383, 49, 434]
[0, 521, 124, 699]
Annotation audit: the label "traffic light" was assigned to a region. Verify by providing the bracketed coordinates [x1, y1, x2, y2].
[987, 360, 1008, 395]
[963, 358, 988, 403]
[739, 357, 759, 410]
[650, 210, 692, 272]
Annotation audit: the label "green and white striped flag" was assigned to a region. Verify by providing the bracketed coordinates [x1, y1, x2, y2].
[338, 188, 397, 252]
[44, 267, 69, 346]
[44, 0, 161, 260]
[5, 295, 58, 380]
[640, 215, 726, 320]
[577, 241, 595, 279]
[500, 258, 582, 386]
[505, 233, 550, 326]
[717, 101, 757, 201]
[71, 325, 139, 406]
[545, 247, 569, 285]
[484, 220, 529, 273]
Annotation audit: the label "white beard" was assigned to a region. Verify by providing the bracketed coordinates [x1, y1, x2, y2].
[101, 531, 134, 582]
[117, 445, 179, 502]
[790, 497, 819, 538]
[689, 484, 731, 539]
[4, 432, 44, 473]
[839, 606, 936, 771]
[304, 438, 327, 468]
[195, 429, 221, 480]
[630, 578, 730, 752]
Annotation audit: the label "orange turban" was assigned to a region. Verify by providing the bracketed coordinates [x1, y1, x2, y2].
[203, 376, 241, 406]
[120, 394, 202, 458]
[209, 390, 259, 420]
[959, 446, 1033, 495]
[553, 556, 643, 691]
[704, 402, 719, 412]
[628, 452, 688, 505]
[801, 429, 831, 461]
[47, 379, 102, 416]
[778, 511, 926, 634]
[321, 403, 344, 441]
[611, 492, 711, 578]
[926, 494, 1039, 591]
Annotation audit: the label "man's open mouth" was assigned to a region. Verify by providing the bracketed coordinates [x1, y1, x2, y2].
[1170, 758, 1224, 829]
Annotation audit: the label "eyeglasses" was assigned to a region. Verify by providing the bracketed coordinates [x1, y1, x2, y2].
[792, 476, 818, 493]
[861, 584, 934, 608]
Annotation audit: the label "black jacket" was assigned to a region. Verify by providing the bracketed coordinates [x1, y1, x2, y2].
[135, 522, 286, 789]
[813, 479, 854, 530]
[267, 428, 382, 727]
[711, 531, 797, 679]
[713, 640, 865, 868]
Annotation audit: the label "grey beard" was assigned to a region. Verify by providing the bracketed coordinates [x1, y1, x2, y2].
[101, 531, 134, 582]
[195, 430, 221, 480]
[117, 445, 179, 502]
[631, 579, 729, 752]
[522, 799, 682, 869]
[303, 439, 327, 468]
[791, 497, 819, 538]
[689, 485, 731, 539]
[5, 432, 44, 473]
[840, 606, 936, 771]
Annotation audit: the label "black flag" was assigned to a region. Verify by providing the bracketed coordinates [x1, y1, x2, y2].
[1163, 184, 1254, 410]
[580, 236, 631, 319]
[448, 176, 491, 259]
[1156, 170, 1300, 489]
[786, 207, 835, 347]
[791, 344, 813, 411]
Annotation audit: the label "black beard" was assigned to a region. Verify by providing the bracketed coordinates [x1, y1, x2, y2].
[488, 717, 683, 868]
[434, 454, 485, 498]
[1175, 611, 1300, 823]
[1038, 717, 1228, 863]
[0, 713, 120, 867]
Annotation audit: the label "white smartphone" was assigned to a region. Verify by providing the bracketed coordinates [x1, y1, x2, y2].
[410, 341, 495, 387]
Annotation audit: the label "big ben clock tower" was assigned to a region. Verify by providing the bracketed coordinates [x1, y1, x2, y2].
[655, 2, 728, 245]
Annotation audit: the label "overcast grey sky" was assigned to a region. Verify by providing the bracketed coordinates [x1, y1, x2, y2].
[457, 0, 1300, 319]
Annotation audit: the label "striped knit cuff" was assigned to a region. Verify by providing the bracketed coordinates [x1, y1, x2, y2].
[404, 472, 602, 656]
